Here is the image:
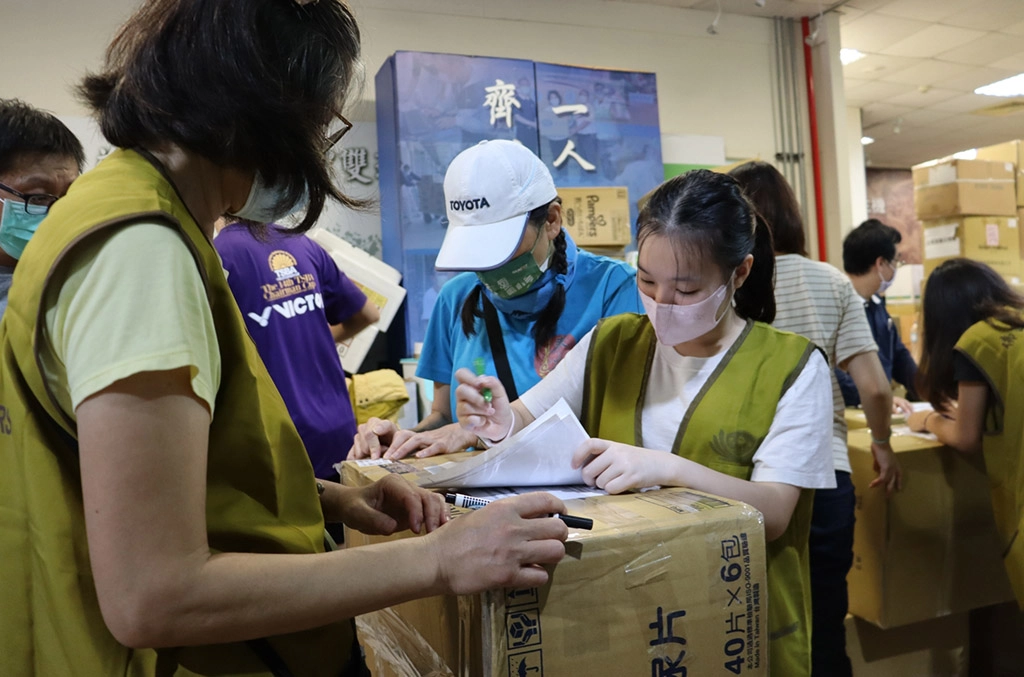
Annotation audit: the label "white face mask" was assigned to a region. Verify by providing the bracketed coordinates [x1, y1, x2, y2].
[877, 261, 896, 295]
[229, 173, 308, 224]
[638, 279, 732, 346]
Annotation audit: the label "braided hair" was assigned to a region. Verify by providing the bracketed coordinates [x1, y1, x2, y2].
[459, 199, 569, 360]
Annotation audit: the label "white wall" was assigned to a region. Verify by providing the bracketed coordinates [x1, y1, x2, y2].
[1, 0, 780, 164]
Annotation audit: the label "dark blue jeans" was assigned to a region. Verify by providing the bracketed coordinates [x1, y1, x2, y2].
[809, 470, 855, 677]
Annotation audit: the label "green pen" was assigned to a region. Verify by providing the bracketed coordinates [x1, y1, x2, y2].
[473, 357, 492, 403]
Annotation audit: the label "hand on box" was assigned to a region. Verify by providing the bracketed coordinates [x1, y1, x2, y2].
[892, 396, 914, 417]
[453, 367, 514, 443]
[869, 441, 903, 498]
[338, 473, 447, 536]
[571, 438, 669, 494]
[348, 418, 477, 460]
[426, 492, 567, 594]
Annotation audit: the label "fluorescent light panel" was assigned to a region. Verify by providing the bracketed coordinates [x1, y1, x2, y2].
[861, 136, 875, 145]
[840, 48, 865, 66]
[975, 73, 1024, 97]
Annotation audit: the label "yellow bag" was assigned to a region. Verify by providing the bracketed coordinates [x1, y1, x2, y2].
[347, 369, 410, 424]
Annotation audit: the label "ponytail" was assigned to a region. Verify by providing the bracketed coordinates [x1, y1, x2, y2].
[734, 214, 776, 323]
[531, 229, 568, 358]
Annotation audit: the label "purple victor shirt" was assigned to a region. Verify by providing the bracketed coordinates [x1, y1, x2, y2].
[215, 224, 367, 478]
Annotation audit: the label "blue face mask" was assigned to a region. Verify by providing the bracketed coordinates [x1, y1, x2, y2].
[0, 198, 46, 260]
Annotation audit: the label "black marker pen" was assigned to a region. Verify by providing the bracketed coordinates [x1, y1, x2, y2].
[444, 492, 594, 530]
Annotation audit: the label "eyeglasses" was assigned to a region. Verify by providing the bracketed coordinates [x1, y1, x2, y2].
[325, 113, 353, 151]
[888, 257, 905, 269]
[0, 180, 59, 216]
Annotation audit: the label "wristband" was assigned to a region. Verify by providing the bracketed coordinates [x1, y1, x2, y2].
[871, 434, 891, 446]
[923, 411, 936, 430]
[479, 413, 516, 448]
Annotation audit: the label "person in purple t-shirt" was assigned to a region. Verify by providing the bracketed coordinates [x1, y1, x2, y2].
[215, 222, 379, 481]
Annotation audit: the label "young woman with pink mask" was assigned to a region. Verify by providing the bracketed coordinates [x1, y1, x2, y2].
[453, 169, 835, 677]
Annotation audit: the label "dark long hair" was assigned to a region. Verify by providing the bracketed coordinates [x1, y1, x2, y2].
[79, 0, 364, 232]
[918, 258, 1024, 408]
[460, 200, 569, 358]
[729, 161, 807, 257]
[637, 170, 776, 323]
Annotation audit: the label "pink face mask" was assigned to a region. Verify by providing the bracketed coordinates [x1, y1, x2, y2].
[638, 279, 733, 346]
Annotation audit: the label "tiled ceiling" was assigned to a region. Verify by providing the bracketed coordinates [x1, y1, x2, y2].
[612, 0, 1024, 168]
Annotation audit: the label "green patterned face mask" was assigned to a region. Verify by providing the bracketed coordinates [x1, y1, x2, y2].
[476, 231, 551, 299]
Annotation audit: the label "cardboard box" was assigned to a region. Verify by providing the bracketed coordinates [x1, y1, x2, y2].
[342, 456, 769, 676]
[976, 139, 1024, 207]
[912, 158, 1016, 218]
[847, 430, 1014, 629]
[560, 186, 633, 247]
[921, 216, 1021, 283]
[845, 613, 968, 676]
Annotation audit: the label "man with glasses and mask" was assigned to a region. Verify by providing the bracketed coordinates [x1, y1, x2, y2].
[0, 99, 84, 318]
[836, 218, 919, 414]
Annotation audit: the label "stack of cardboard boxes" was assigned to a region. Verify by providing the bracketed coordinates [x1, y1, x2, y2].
[913, 154, 1021, 286]
[559, 186, 633, 260]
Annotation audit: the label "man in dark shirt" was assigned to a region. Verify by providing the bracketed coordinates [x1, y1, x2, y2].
[836, 219, 918, 413]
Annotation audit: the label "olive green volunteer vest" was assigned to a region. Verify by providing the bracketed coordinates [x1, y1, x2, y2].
[582, 314, 819, 677]
[956, 317, 1024, 607]
[0, 149, 353, 676]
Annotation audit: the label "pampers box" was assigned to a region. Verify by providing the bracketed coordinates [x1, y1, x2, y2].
[341, 454, 769, 676]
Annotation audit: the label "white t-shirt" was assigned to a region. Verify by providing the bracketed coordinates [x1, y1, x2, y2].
[519, 326, 836, 490]
[772, 255, 878, 474]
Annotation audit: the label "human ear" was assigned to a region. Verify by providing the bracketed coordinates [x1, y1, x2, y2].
[732, 254, 755, 288]
[545, 202, 563, 238]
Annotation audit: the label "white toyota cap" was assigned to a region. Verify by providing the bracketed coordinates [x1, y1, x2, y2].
[435, 140, 557, 271]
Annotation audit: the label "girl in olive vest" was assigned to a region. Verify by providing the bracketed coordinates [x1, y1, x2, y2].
[908, 258, 1024, 605]
[455, 169, 836, 676]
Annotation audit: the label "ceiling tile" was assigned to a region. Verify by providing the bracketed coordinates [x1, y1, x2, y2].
[881, 25, 986, 58]
[841, 53, 919, 80]
[837, 6, 866, 25]
[861, 102, 916, 126]
[990, 52, 1024, 72]
[874, 0, 974, 23]
[840, 13, 930, 54]
[940, 0, 1024, 32]
[897, 108, 955, 127]
[883, 86, 961, 108]
[878, 59, 974, 86]
[931, 92, 1008, 113]
[936, 33, 1024, 67]
[844, 0, 897, 11]
[845, 79, 915, 102]
[1002, 20, 1024, 36]
[939, 66, 1019, 93]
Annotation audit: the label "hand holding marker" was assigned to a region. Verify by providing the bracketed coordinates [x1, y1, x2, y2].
[473, 357, 492, 403]
[445, 492, 593, 530]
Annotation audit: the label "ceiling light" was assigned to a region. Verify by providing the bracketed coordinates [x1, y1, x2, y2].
[861, 136, 875, 145]
[840, 48, 865, 66]
[975, 73, 1024, 97]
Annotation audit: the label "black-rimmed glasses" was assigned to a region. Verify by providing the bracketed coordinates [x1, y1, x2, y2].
[0, 180, 59, 216]
[325, 113, 353, 151]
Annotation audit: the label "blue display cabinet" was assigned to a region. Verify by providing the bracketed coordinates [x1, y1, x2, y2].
[376, 51, 662, 357]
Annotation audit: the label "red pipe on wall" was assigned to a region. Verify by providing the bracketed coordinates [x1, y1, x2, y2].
[801, 16, 828, 262]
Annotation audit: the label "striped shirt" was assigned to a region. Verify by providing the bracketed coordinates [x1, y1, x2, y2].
[772, 254, 877, 473]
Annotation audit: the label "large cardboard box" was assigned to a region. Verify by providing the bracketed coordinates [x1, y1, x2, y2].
[342, 456, 769, 676]
[976, 139, 1024, 207]
[560, 186, 633, 247]
[847, 430, 1014, 629]
[912, 158, 1016, 218]
[921, 216, 1021, 283]
[845, 613, 968, 676]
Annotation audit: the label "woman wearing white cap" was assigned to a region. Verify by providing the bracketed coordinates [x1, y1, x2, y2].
[350, 140, 640, 459]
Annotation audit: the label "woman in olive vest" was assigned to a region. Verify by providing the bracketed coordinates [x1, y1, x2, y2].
[0, 2, 569, 676]
[908, 258, 1024, 606]
[454, 169, 836, 676]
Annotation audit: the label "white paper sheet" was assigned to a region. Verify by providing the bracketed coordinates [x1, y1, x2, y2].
[416, 398, 589, 488]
